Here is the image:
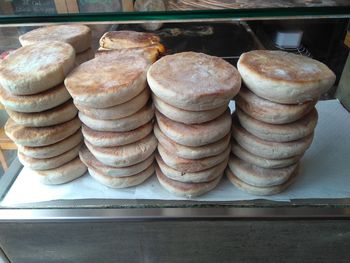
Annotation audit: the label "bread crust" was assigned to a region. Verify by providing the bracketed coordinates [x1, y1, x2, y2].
[237, 50, 336, 104]
[156, 165, 222, 197]
[19, 24, 91, 53]
[0, 42, 75, 95]
[148, 52, 241, 111]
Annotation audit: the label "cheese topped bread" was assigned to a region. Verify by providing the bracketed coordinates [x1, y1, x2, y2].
[99, 30, 160, 49]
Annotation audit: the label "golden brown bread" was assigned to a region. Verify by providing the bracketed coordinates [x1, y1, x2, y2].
[65, 53, 149, 108]
[99, 30, 160, 49]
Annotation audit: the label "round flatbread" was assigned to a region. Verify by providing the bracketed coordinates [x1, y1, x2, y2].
[79, 102, 154, 132]
[80, 145, 154, 177]
[237, 50, 336, 104]
[0, 83, 71, 113]
[154, 123, 230, 159]
[99, 30, 160, 49]
[153, 94, 227, 124]
[158, 143, 230, 173]
[32, 157, 87, 185]
[6, 100, 78, 127]
[18, 143, 81, 171]
[156, 110, 231, 147]
[147, 52, 241, 111]
[75, 88, 149, 120]
[82, 122, 153, 147]
[231, 117, 313, 159]
[89, 164, 154, 188]
[5, 117, 81, 147]
[228, 155, 298, 187]
[156, 153, 227, 183]
[75, 48, 94, 66]
[19, 24, 91, 53]
[64, 53, 149, 108]
[0, 41, 75, 95]
[231, 142, 301, 169]
[156, 165, 222, 197]
[17, 130, 82, 159]
[236, 107, 318, 142]
[84, 133, 157, 167]
[235, 87, 317, 124]
[226, 167, 297, 196]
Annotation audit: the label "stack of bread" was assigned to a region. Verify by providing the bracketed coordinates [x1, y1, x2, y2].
[96, 30, 164, 63]
[226, 50, 336, 195]
[0, 41, 87, 184]
[65, 49, 157, 188]
[19, 24, 94, 66]
[148, 52, 241, 197]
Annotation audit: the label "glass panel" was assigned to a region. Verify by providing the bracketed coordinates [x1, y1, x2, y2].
[0, 18, 349, 211]
[0, 0, 350, 25]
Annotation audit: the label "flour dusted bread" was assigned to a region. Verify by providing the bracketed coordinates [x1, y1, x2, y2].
[89, 164, 154, 188]
[155, 124, 230, 159]
[0, 42, 75, 95]
[17, 130, 82, 159]
[5, 117, 81, 147]
[19, 24, 91, 53]
[0, 83, 71, 113]
[236, 107, 318, 142]
[85, 133, 157, 167]
[65, 52, 149, 108]
[18, 143, 81, 170]
[82, 122, 153, 147]
[75, 88, 149, 120]
[156, 110, 231, 147]
[33, 157, 87, 185]
[228, 155, 298, 187]
[80, 145, 154, 177]
[148, 52, 241, 111]
[158, 144, 230, 173]
[231, 117, 313, 159]
[226, 168, 297, 196]
[99, 30, 160, 49]
[237, 50, 336, 104]
[231, 143, 301, 169]
[153, 94, 227, 124]
[156, 154, 227, 183]
[236, 87, 317, 124]
[156, 165, 222, 197]
[6, 100, 78, 127]
[79, 102, 154, 132]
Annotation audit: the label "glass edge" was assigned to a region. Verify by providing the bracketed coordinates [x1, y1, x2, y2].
[0, 6, 349, 25]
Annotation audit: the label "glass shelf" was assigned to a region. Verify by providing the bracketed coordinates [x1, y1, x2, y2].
[0, 2, 350, 26]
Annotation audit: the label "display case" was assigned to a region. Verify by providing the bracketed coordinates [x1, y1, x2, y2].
[0, 1, 350, 262]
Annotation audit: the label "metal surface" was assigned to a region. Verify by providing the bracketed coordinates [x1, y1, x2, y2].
[0, 207, 350, 222]
[1, 220, 350, 263]
[0, 158, 21, 201]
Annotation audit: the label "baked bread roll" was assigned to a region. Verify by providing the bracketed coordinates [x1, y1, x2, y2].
[237, 50, 336, 104]
[19, 24, 91, 53]
[0, 42, 75, 95]
[148, 52, 241, 111]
